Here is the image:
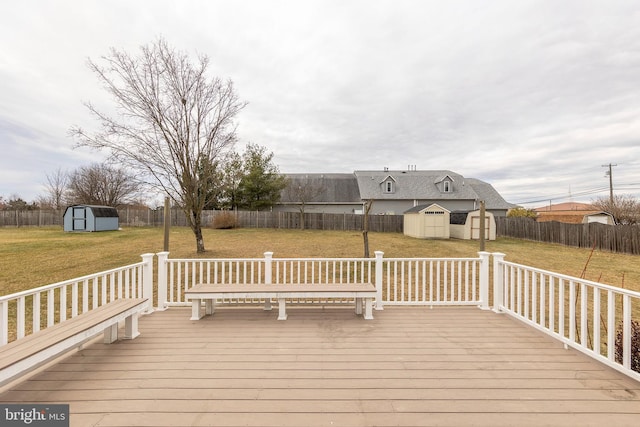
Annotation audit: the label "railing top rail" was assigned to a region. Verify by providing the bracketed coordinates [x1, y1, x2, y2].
[0, 261, 146, 303]
[383, 257, 481, 262]
[165, 257, 374, 263]
[499, 259, 640, 298]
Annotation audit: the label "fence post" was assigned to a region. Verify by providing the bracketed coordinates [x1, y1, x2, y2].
[492, 253, 506, 313]
[156, 251, 169, 310]
[141, 253, 155, 313]
[478, 251, 490, 310]
[374, 251, 384, 310]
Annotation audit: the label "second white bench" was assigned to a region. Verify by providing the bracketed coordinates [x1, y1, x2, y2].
[185, 284, 376, 321]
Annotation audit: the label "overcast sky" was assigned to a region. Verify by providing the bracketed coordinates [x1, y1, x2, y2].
[1, 0, 639, 207]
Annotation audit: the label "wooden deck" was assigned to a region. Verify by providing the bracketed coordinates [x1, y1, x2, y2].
[1, 306, 639, 426]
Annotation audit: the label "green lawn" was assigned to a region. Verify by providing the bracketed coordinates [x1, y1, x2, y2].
[1, 226, 639, 296]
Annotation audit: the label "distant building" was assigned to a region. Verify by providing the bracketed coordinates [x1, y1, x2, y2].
[276, 169, 514, 217]
[534, 202, 615, 225]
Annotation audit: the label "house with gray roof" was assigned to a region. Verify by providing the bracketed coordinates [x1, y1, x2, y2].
[275, 169, 514, 216]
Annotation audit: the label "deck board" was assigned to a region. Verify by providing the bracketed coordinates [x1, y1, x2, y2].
[1, 306, 639, 427]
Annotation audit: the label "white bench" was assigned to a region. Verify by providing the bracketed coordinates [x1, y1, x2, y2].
[0, 298, 148, 387]
[185, 284, 376, 321]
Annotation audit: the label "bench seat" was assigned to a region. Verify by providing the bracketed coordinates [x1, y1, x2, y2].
[185, 284, 376, 321]
[0, 298, 148, 387]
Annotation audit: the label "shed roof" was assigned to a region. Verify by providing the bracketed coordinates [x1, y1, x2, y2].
[404, 203, 450, 214]
[64, 205, 119, 217]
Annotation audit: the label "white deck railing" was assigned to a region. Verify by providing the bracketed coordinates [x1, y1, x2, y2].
[493, 253, 640, 382]
[381, 253, 489, 307]
[156, 251, 491, 310]
[0, 254, 154, 345]
[2, 250, 638, 382]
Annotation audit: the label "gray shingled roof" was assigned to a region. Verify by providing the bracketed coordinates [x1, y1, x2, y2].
[355, 170, 477, 200]
[280, 173, 361, 203]
[279, 170, 515, 211]
[464, 178, 515, 210]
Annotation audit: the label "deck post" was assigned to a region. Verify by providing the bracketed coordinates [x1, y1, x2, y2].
[478, 251, 490, 310]
[264, 252, 274, 310]
[141, 253, 155, 313]
[492, 253, 506, 313]
[0, 301, 7, 345]
[156, 251, 170, 310]
[374, 251, 384, 310]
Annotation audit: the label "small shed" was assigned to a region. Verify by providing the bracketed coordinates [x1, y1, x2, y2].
[449, 210, 496, 240]
[582, 212, 615, 225]
[403, 204, 450, 239]
[63, 205, 119, 232]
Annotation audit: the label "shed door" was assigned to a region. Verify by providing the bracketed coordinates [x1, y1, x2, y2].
[72, 207, 87, 231]
[470, 216, 490, 239]
[424, 211, 446, 238]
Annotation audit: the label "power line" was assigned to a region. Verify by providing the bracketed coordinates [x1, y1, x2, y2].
[511, 186, 609, 204]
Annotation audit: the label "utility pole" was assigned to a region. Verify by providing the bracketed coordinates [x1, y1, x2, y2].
[602, 163, 617, 204]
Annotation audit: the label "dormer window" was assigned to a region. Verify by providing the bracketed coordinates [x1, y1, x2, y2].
[434, 174, 455, 193]
[380, 175, 396, 194]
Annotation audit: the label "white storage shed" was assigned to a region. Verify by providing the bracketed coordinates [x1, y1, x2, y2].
[63, 205, 119, 232]
[403, 204, 450, 239]
[449, 210, 496, 240]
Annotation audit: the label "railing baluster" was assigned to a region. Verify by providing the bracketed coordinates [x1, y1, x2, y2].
[607, 289, 615, 361]
[622, 295, 631, 369]
[17, 297, 25, 339]
[593, 288, 601, 354]
[33, 293, 40, 333]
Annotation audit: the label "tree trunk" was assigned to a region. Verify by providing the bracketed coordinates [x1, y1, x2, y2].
[362, 200, 373, 258]
[194, 224, 205, 253]
[363, 230, 370, 258]
[188, 208, 206, 253]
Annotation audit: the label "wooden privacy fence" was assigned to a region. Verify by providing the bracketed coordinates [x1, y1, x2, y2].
[497, 217, 640, 255]
[0, 209, 404, 233]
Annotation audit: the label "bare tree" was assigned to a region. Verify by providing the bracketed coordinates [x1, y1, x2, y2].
[67, 163, 141, 207]
[41, 168, 69, 209]
[283, 176, 326, 229]
[592, 194, 640, 225]
[70, 38, 245, 252]
[362, 199, 373, 258]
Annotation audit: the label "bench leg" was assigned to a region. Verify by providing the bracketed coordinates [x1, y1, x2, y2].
[355, 297, 363, 315]
[364, 298, 374, 320]
[104, 324, 118, 343]
[205, 299, 215, 315]
[264, 298, 272, 311]
[124, 313, 140, 339]
[190, 298, 203, 320]
[277, 298, 287, 320]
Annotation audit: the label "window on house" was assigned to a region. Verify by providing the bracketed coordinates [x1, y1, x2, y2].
[384, 181, 394, 193]
[443, 181, 451, 192]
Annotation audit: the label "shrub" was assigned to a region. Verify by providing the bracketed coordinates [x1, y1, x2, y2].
[615, 319, 640, 373]
[212, 211, 238, 229]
